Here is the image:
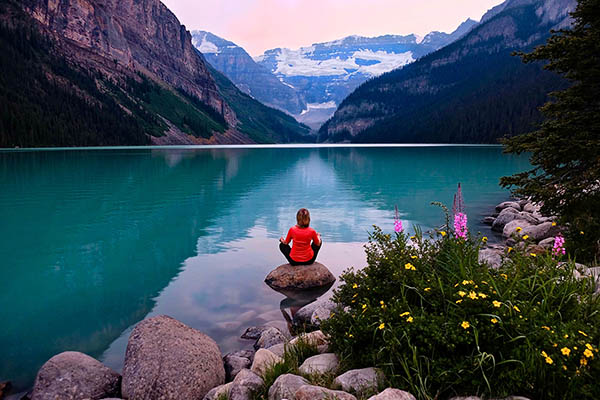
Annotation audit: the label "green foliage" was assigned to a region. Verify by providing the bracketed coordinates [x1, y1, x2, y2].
[321, 221, 600, 399]
[501, 0, 600, 261]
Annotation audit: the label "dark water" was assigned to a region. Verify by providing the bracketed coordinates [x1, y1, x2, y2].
[0, 145, 529, 391]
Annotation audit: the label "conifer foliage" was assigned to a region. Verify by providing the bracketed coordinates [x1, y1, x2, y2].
[501, 0, 600, 259]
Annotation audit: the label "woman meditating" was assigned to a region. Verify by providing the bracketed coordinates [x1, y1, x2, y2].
[279, 208, 322, 265]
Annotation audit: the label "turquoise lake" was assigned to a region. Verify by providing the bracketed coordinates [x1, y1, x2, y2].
[0, 145, 530, 392]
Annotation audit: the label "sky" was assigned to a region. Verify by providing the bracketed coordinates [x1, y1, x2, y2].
[161, 0, 505, 56]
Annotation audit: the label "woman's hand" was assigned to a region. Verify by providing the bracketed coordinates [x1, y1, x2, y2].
[279, 237, 286, 244]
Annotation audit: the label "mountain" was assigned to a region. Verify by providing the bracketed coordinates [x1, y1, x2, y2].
[191, 31, 306, 115]
[318, 0, 574, 143]
[0, 0, 310, 147]
[254, 19, 478, 128]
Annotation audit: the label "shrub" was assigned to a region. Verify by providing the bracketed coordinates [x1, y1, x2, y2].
[321, 213, 600, 399]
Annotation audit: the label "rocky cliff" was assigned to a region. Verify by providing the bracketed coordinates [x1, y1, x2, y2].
[318, 0, 575, 143]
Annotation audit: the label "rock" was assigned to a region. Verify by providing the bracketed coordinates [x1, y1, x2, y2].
[502, 220, 534, 238]
[367, 388, 416, 400]
[264, 320, 292, 339]
[523, 202, 540, 213]
[478, 248, 503, 269]
[255, 327, 287, 350]
[0, 381, 11, 399]
[516, 211, 539, 225]
[448, 397, 481, 400]
[203, 383, 232, 400]
[521, 222, 560, 242]
[526, 244, 547, 256]
[266, 343, 286, 358]
[495, 201, 521, 212]
[224, 354, 252, 382]
[268, 374, 310, 400]
[482, 216, 496, 225]
[228, 349, 255, 360]
[333, 368, 384, 394]
[538, 237, 555, 248]
[311, 302, 338, 326]
[31, 351, 120, 400]
[491, 208, 520, 232]
[121, 315, 225, 400]
[250, 349, 282, 377]
[294, 385, 357, 400]
[506, 238, 516, 246]
[298, 353, 339, 375]
[294, 298, 335, 325]
[265, 262, 335, 291]
[229, 369, 264, 400]
[290, 330, 330, 353]
[241, 326, 270, 340]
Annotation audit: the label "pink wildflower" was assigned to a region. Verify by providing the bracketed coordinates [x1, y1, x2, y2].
[454, 212, 468, 239]
[552, 234, 566, 257]
[394, 205, 403, 233]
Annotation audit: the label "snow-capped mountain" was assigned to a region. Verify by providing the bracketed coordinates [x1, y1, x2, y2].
[255, 18, 477, 128]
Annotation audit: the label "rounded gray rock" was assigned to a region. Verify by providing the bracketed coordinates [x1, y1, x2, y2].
[31, 351, 120, 400]
[368, 388, 416, 400]
[491, 208, 520, 232]
[122, 315, 225, 400]
[294, 385, 357, 400]
[333, 367, 384, 394]
[229, 369, 264, 400]
[495, 201, 521, 212]
[224, 354, 252, 382]
[268, 374, 310, 400]
[255, 327, 287, 350]
[298, 353, 339, 375]
[521, 221, 560, 241]
[265, 262, 335, 291]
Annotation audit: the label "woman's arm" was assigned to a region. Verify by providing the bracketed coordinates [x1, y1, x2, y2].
[312, 229, 321, 246]
[280, 228, 293, 244]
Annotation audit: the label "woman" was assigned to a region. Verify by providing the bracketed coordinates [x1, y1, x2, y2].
[279, 208, 322, 265]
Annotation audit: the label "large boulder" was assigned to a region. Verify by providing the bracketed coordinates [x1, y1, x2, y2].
[229, 369, 264, 400]
[121, 315, 225, 400]
[31, 351, 120, 400]
[491, 208, 520, 232]
[268, 374, 310, 400]
[250, 349, 282, 377]
[224, 354, 252, 382]
[290, 330, 330, 353]
[265, 262, 335, 291]
[368, 388, 416, 400]
[495, 201, 521, 212]
[521, 222, 560, 242]
[255, 327, 287, 350]
[294, 385, 357, 400]
[298, 353, 339, 375]
[478, 247, 503, 269]
[502, 220, 534, 238]
[333, 368, 384, 394]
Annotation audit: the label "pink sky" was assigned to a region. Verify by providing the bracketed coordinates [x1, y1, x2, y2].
[162, 0, 505, 56]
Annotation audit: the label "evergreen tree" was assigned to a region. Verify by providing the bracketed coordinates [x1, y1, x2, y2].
[501, 0, 600, 259]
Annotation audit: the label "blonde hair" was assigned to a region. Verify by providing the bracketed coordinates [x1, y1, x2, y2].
[296, 208, 310, 228]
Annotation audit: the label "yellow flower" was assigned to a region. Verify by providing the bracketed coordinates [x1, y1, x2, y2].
[400, 311, 410, 317]
[491, 318, 498, 324]
[456, 299, 463, 304]
[410, 236, 415, 240]
[352, 293, 358, 298]
[352, 283, 358, 289]
[580, 357, 588, 366]
[482, 280, 488, 285]
[362, 304, 367, 310]
[530, 253, 537, 257]
[516, 226, 522, 232]
[563, 365, 567, 371]
[586, 343, 593, 350]
[468, 291, 478, 300]
[584, 349, 594, 358]
[542, 326, 551, 331]
[461, 321, 470, 329]
[523, 235, 529, 240]
[482, 236, 488, 242]
[478, 293, 487, 299]
[454, 283, 459, 287]
[493, 300, 502, 308]
[440, 231, 447, 237]
[349, 333, 354, 338]
[578, 330, 588, 337]
[564, 334, 569, 338]
[404, 263, 416, 271]
[378, 323, 385, 330]
[545, 357, 553, 365]
[552, 221, 557, 226]
[458, 291, 467, 297]
[380, 300, 385, 305]
[561, 347, 571, 356]
[501, 273, 508, 280]
[406, 316, 414, 323]
[580, 231, 584, 235]
[462, 280, 470, 285]
[553, 343, 558, 347]
[513, 305, 521, 312]
[507, 247, 513, 253]
[541, 350, 548, 358]
[411, 255, 418, 259]
[424, 287, 431, 292]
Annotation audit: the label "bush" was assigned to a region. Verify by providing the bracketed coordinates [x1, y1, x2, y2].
[321, 215, 600, 399]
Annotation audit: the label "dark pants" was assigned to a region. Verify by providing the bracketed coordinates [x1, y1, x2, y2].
[279, 242, 321, 266]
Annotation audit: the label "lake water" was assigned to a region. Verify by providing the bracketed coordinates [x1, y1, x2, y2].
[0, 145, 529, 392]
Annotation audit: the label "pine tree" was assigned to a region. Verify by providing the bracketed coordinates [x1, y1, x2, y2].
[500, 0, 600, 259]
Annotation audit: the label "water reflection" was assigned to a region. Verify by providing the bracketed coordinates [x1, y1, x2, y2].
[0, 146, 529, 391]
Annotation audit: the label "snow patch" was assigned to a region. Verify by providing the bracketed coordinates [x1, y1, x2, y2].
[300, 101, 338, 115]
[197, 37, 219, 54]
[414, 34, 424, 44]
[278, 77, 295, 89]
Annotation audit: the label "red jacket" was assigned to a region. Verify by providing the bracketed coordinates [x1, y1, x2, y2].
[285, 225, 320, 262]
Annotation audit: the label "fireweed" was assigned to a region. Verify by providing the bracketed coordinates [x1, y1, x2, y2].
[394, 205, 403, 233]
[452, 183, 468, 239]
[322, 209, 600, 400]
[553, 234, 566, 257]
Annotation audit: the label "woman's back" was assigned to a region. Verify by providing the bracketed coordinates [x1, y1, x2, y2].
[286, 225, 319, 262]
